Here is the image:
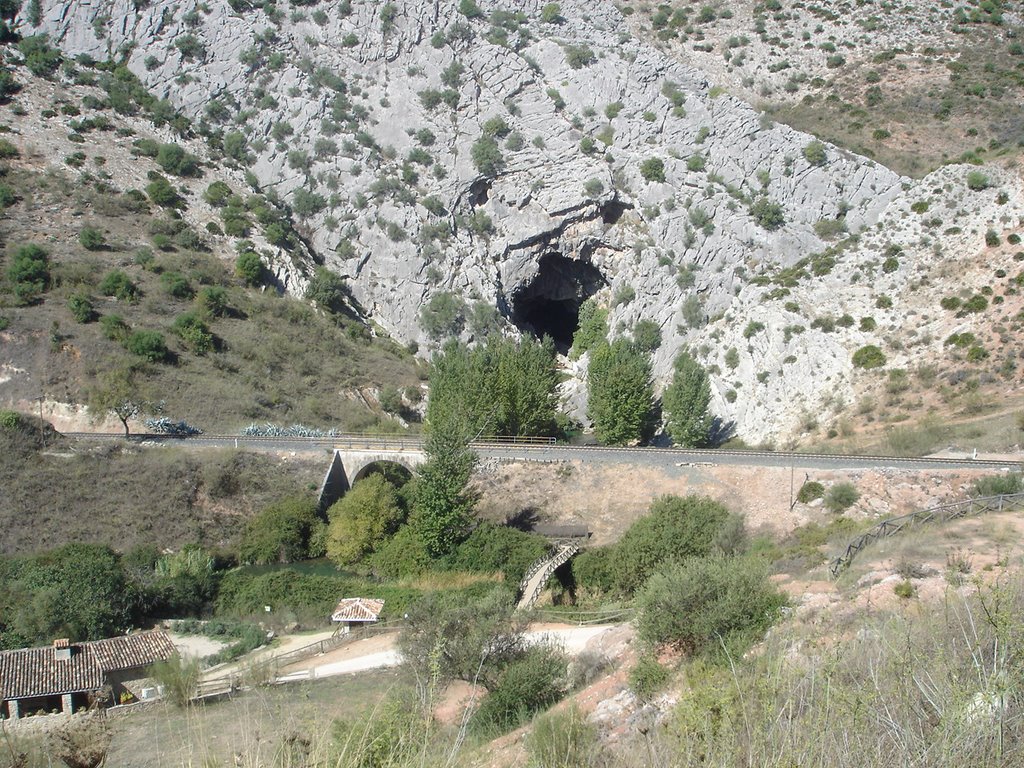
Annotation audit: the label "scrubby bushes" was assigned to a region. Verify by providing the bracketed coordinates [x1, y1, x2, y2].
[825, 481, 859, 512]
[472, 644, 568, 735]
[238, 496, 323, 564]
[852, 344, 886, 369]
[399, 587, 526, 686]
[99, 269, 140, 302]
[636, 555, 785, 654]
[450, 523, 548, 584]
[971, 472, 1023, 497]
[235, 251, 264, 285]
[749, 197, 785, 230]
[420, 292, 466, 340]
[612, 495, 737, 595]
[124, 330, 168, 362]
[796, 480, 825, 503]
[640, 157, 666, 182]
[6, 243, 50, 303]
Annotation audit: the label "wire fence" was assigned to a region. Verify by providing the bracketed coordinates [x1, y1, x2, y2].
[195, 621, 403, 698]
[829, 491, 1024, 578]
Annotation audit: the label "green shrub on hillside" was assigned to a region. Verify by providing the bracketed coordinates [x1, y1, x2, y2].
[852, 344, 886, 369]
[78, 226, 106, 251]
[613, 495, 738, 596]
[161, 271, 194, 300]
[749, 197, 785, 230]
[966, 170, 990, 191]
[803, 140, 827, 166]
[235, 251, 264, 285]
[564, 43, 595, 69]
[640, 157, 666, 182]
[146, 175, 183, 208]
[67, 292, 96, 323]
[471, 135, 504, 177]
[636, 555, 785, 654]
[99, 314, 130, 341]
[399, 587, 525, 686]
[824, 482, 859, 512]
[18, 34, 61, 78]
[629, 654, 671, 699]
[305, 266, 351, 314]
[420, 292, 466, 340]
[99, 269, 140, 302]
[528, 705, 599, 768]
[238, 496, 322, 565]
[124, 330, 169, 362]
[6, 243, 50, 303]
[172, 311, 214, 355]
[796, 481, 825, 503]
[472, 644, 568, 735]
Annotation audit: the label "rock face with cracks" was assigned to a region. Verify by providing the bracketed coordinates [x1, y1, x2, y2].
[25, 0, 1024, 443]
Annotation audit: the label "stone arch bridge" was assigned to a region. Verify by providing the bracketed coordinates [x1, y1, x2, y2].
[317, 446, 426, 509]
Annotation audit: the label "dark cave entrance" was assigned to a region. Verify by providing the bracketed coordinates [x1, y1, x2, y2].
[510, 253, 605, 353]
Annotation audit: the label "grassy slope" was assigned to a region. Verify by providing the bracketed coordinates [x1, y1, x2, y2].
[0, 423, 325, 555]
[0, 68, 422, 434]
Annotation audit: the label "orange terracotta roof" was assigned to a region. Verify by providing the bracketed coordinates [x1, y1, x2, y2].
[331, 597, 384, 623]
[0, 630, 176, 701]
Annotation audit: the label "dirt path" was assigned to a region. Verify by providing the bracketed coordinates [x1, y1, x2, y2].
[276, 624, 621, 683]
[201, 628, 339, 682]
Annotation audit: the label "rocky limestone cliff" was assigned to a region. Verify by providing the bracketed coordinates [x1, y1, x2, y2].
[22, 0, 1024, 443]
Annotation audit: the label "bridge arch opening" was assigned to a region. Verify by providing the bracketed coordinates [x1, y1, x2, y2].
[350, 460, 415, 487]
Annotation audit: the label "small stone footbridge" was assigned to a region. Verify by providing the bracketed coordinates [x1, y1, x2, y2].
[516, 525, 591, 611]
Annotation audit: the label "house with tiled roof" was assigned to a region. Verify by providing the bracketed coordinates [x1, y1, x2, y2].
[0, 630, 176, 720]
[330, 598, 384, 633]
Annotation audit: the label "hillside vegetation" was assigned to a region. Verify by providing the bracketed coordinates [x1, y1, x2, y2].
[0, 60, 421, 433]
[629, 0, 1024, 177]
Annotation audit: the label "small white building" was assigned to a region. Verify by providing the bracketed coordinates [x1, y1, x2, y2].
[330, 598, 384, 634]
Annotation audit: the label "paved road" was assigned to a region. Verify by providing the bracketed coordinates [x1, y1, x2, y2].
[64, 432, 1023, 472]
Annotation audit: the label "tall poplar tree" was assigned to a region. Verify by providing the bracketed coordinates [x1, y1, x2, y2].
[586, 339, 654, 445]
[662, 350, 712, 447]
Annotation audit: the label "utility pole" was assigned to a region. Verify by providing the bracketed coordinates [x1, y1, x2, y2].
[789, 461, 795, 511]
[34, 394, 45, 449]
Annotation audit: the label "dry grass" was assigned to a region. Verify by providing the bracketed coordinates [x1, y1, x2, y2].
[395, 571, 507, 591]
[0, 430, 323, 555]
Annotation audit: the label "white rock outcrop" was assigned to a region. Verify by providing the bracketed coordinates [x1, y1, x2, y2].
[24, 0, 1024, 442]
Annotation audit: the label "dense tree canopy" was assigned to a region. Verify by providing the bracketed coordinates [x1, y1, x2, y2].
[0, 544, 138, 648]
[587, 339, 653, 445]
[427, 337, 560, 438]
[238, 496, 322, 564]
[612, 494, 733, 596]
[662, 350, 712, 447]
[326, 474, 405, 566]
[410, 429, 477, 558]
